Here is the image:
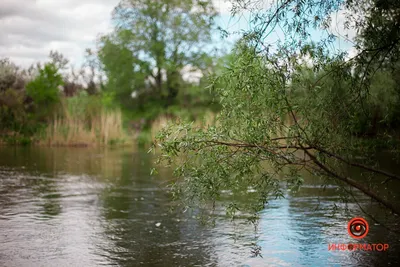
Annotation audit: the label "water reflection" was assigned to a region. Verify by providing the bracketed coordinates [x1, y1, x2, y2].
[0, 147, 399, 266]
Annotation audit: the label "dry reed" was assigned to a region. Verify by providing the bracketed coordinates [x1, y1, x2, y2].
[39, 100, 131, 146]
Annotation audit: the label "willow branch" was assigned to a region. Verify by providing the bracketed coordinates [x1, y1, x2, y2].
[314, 146, 400, 183]
[303, 147, 400, 216]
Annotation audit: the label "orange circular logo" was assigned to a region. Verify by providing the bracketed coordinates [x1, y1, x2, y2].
[348, 217, 369, 239]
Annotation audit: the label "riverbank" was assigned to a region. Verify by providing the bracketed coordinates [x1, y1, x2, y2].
[0, 110, 216, 147]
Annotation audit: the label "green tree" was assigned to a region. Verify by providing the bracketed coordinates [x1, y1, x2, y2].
[26, 63, 63, 118]
[153, 0, 400, 222]
[98, 0, 217, 107]
[98, 35, 147, 108]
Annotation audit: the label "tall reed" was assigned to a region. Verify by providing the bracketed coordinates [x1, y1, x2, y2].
[39, 97, 131, 146]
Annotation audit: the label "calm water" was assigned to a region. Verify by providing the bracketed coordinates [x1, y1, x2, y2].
[0, 147, 399, 266]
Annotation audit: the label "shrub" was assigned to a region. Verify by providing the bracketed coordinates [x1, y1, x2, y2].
[26, 63, 63, 107]
[0, 88, 27, 132]
[0, 59, 19, 91]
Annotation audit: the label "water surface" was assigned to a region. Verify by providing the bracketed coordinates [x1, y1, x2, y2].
[0, 147, 399, 266]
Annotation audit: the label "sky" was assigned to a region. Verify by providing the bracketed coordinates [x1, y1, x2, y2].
[0, 0, 355, 70]
[0, 0, 124, 68]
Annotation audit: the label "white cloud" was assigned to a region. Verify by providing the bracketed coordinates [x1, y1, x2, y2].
[0, 0, 235, 70]
[214, 0, 233, 14]
[328, 9, 357, 52]
[0, 0, 356, 71]
[0, 0, 119, 68]
[346, 46, 358, 60]
[181, 65, 203, 83]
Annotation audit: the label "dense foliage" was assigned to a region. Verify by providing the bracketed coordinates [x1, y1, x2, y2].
[98, 0, 219, 117]
[0, 53, 120, 145]
[26, 63, 63, 110]
[153, 0, 400, 222]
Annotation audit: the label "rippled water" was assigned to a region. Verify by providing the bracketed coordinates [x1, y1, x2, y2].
[0, 147, 399, 266]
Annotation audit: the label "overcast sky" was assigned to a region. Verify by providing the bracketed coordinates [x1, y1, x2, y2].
[0, 0, 353, 69]
[0, 0, 235, 69]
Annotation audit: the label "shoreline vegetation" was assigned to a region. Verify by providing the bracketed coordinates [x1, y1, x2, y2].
[2, 56, 398, 150]
[0, 72, 218, 147]
[1, 0, 221, 148]
[0, 46, 220, 148]
[0, 106, 217, 148]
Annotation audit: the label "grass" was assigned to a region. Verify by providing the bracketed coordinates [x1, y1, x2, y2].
[37, 98, 133, 147]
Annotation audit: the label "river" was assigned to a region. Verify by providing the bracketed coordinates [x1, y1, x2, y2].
[0, 147, 399, 266]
